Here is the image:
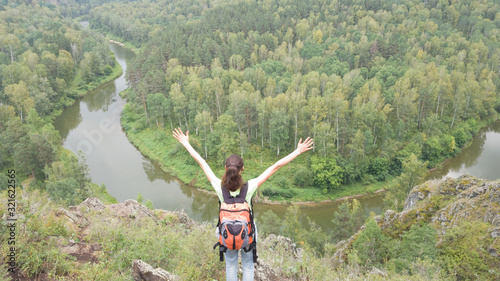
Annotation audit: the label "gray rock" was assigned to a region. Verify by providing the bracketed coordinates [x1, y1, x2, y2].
[384, 210, 396, 223]
[106, 199, 157, 222]
[432, 212, 450, 223]
[370, 267, 387, 277]
[492, 214, 500, 226]
[455, 174, 477, 190]
[488, 247, 498, 257]
[489, 183, 500, 204]
[77, 197, 106, 212]
[403, 192, 420, 210]
[55, 207, 89, 228]
[51, 237, 102, 263]
[262, 234, 302, 260]
[491, 228, 500, 238]
[132, 260, 178, 281]
[254, 235, 303, 281]
[460, 185, 488, 199]
[403, 185, 430, 211]
[254, 262, 281, 281]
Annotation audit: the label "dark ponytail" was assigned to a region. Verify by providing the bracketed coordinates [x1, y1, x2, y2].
[222, 154, 244, 192]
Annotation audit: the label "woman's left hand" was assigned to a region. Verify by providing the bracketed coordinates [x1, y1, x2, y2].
[173, 128, 189, 145]
[296, 137, 314, 154]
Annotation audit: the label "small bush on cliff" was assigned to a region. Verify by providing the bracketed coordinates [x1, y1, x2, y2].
[352, 218, 393, 268]
[389, 223, 438, 274]
[438, 221, 500, 280]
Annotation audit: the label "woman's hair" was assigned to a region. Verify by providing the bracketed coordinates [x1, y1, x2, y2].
[222, 154, 244, 192]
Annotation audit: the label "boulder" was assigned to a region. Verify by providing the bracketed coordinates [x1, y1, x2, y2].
[51, 237, 102, 263]
[403, 191, 421, 210]
[384, 210, 397, 224]
[492, 228, 500, 238]
[254, 262, 282, 281]
[492, 214, 500, 227]
[132, 260, 178, 281]
[77, 197, 106, 212]
[252, 234, 304, 281]
[106, 199, 157, 222]
[370, 267, 387, 277]
[55, 207, 89, 228]
[156, 209, 194, 226]
[455, 174, 478, 191]
[261, 234, 302, 260]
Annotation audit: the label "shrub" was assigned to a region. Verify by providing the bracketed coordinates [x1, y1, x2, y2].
[310, 155, 344, 190]
[46, 178, 85, 205]
[261, 186, 296, 198]
[390, 223, 438, 274]
[352, 218, 392, 268]
[104, 65, 113, 75]
[293, 166, 313, 188]
[438, 221, 499, 280]
[368, 157, 389, 181]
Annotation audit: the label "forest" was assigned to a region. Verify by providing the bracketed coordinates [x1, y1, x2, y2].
[0, 0, 499, 280]
[0, 1, 118, 202]
[89, 0, 500, 203]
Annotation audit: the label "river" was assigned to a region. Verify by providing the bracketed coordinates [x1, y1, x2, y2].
[426, 121, 500, 181]
[53, 42, 499, 236]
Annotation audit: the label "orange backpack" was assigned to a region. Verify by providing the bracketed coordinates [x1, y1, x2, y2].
[213, 182, 257, 262]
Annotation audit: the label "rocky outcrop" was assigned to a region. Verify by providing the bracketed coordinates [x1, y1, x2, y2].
[332, 174, 500, 264]
[155, 209, 194, 226]
[254, 234, 304, 281]
[55, 207, 90, 228]
[75, 197, 106, 212]
[46, 236, 103, 263]
[106, 199, 158, 222]
[57, 198, 159, 228]
[132, 260, 179, 281]
[52, 198, 166, 267]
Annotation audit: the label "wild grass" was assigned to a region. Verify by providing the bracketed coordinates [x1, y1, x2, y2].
[0, 187, 454, 281]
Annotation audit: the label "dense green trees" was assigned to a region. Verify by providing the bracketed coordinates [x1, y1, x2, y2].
[115, 0, 499, 196]
[0, 1, 116, 120]
[0, 1, 117, 204]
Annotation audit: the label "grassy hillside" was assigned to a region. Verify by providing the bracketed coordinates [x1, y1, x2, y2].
[3, 175, 499, 280]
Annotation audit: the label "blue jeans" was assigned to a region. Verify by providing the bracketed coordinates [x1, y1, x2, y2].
[225, 248, 254, 281]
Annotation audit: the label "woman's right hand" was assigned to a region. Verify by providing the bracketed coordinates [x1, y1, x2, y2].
[296, 137, 313, 154]
[172, 128, 189, 145]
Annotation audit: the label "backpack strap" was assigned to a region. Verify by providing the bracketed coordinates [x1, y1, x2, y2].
[249, 196, 258, 264]
[213, 242, 227, 262]
[221, 182, 249, 203]
[216, 182, 249, 228]
[242, 241, 258, 263]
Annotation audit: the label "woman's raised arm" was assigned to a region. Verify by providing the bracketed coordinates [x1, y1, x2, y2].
[172, 128, 218, 183]
[254, 137, 313, 188]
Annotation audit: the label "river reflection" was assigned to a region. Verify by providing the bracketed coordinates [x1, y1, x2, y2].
[84, 83, 118, 113]
[428, 121, 500, 181]
[53, 101, 82, 141]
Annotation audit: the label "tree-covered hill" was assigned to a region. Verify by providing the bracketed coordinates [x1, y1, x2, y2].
[92, 0, 500, 200]
[0, 0, 119, 200]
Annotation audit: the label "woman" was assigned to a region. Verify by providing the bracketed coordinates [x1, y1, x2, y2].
[172, 127, 313, 281]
